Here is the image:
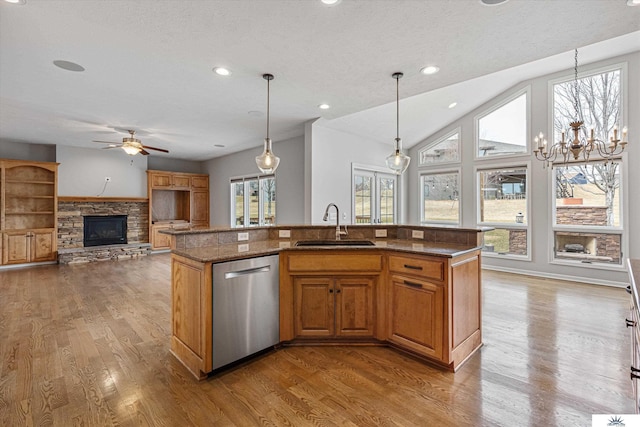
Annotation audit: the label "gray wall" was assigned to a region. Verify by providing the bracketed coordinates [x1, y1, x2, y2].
[56, 145, 148, 197]
[148, 156, 205, 174]
[205, 135, 305, 226]
[0, 140, 56, 162]
[408, 51, 639, 286]
[307, 120, 395, 224]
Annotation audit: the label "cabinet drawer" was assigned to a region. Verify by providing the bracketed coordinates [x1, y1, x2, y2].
[288, 253, 382, 272]
[388, 255, 444, 282]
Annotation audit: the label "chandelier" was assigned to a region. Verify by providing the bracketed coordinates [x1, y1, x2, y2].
[533, 49, 628, 167]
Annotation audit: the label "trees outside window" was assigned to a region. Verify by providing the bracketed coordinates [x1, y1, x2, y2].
[420, 170, 460, 224]
[352, 167, 397, 224]
[230, 174, 276, 227]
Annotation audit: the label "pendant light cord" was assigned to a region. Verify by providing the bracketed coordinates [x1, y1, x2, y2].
[396, 75, 399, 142]
[266, 77, 270, 139]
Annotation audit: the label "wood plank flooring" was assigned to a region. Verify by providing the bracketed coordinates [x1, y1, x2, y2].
[0, 254, 633, 426]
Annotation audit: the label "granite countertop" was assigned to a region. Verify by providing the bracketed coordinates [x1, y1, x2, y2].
[172, 239, 481, 263]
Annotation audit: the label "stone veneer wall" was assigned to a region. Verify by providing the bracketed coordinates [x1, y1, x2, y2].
[556, 206, 608, 226]
[58, 200, 150, 263]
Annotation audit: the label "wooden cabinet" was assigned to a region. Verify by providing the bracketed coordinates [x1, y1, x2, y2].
[387, 252, 482, 371]
[293, 276, 375, 338]
[281, 251, 383, 342]
[3, 229, 56, 264]
[0, 159, 58, 266]
[170, 254, 213, 380]
[147, 170, 209, 249]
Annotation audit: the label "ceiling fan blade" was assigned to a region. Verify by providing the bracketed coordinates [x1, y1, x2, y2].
[140, 149, 151, 155]
[142, 145, 169, 153]
[93, 140, 119, 144]
[101, 146, 118, 149]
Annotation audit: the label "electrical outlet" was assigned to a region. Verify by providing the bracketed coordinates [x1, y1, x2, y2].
[412, 230, 424, 239]
[237, 232, 249, 241]
[279, 229, 291, 238]
[375, 229, 387, 238]
[105, 177, 111, 182]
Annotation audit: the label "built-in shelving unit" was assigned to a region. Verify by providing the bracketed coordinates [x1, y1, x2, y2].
[1, 159, 59, 265]
[147, 170, 209, 250]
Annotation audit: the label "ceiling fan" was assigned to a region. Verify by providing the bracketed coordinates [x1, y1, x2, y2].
[93, 130, 169, 156]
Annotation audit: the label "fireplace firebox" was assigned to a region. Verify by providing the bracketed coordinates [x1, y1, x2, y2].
[83, 215, 128, 247]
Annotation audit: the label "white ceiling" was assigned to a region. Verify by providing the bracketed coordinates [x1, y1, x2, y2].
[1, 0, 639, 161]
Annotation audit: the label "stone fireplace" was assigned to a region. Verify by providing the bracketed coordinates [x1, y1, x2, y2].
[58, 197, 150, 264]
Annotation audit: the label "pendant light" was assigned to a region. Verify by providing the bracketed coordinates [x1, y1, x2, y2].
[256, 73, 280, 174]
[386, 72, 410, 174]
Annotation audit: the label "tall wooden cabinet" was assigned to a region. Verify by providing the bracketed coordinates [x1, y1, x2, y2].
[147, 170, 209, 250]
[0, 159, 58, 265]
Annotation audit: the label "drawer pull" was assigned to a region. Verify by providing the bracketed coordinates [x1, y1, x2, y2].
[403, 280, 422, 288]
[627, 285, 633, 295]
[404, 264, 423, 271]
[632, 366, 640, 380]
[627, 318, 636, 328]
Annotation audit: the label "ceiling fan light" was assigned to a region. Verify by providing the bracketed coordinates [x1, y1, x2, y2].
[256, 138, 280, 174]
[122, 145, 141, 155]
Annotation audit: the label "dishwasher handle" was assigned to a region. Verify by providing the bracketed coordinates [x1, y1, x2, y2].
[224, 265, 271, 279]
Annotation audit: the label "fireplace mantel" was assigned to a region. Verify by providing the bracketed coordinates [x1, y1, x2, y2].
[58, 196, 148, 203]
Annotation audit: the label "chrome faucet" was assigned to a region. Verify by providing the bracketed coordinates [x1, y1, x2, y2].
[323, 203, 348, 240]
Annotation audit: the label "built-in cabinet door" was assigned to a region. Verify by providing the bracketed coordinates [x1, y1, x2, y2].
[30, 229, 56, 262]
[294, 277, 334, 337]
[3, 231, 30, 264]
[151, 225, 172, 250]
[151, 173, 172, 188]
[389, 275, 444, 360]
[335, 277, 375, 337]
[191, 190, 209, 225]
[172, 175, 191, 189]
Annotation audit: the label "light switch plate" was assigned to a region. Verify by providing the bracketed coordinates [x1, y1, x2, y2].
[412, 230, 424, 239]
[375, 229, 387, 238]
[237, 243, 249, 252]
[279, 229, 291, 238]
[238, 232, 249, 241]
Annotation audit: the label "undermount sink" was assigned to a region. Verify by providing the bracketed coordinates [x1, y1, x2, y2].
[294, 240, 376, 247]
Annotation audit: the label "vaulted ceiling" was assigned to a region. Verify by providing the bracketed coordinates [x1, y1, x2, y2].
[1, 0, 638, 160]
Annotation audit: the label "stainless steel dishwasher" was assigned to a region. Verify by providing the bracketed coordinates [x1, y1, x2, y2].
[211, 254, 279, 370]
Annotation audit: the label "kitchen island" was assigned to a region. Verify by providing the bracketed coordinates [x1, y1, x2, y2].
[166, 225, 486, 379]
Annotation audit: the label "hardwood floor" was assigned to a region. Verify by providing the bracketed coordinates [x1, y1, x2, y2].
[0, 254, 633, 426]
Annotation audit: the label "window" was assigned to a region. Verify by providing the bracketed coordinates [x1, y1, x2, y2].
[550, 65, 625, 267]
[551, 160, 623, 265]
[352, 166, 397, 224]
[420, 170, 460, 224]
[230, 174, 276, 227]
[476, 90, 528, 158]
[419, 129, 460, 165]
[477, 165, 529, 257]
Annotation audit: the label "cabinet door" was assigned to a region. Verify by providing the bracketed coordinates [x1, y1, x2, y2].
[335, 277, 375, 337]
[151, 225, 172, 250]
[389, 275, 444, 360]
[30, 229, 56, 262]
[3, 231, 30, 264]
[294, 277, 334, 337]
[191, 190, 209, 226]
[151, 173, 172, 188]
[172, 175, 191, 189]
[191, 175, 209, 189]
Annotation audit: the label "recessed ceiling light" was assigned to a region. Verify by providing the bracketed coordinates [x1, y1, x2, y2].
[628, 0, 640, 6]
[53, 60, 85, 72]
[212, 67, 231, 76]
[321, 0, 341, 5]
[480, 0, 509, 5]
[248, 110, 263, 117]
[448, 102, 457, 109]
[214, 144, 225, 148]
[420, 65, 440, 75]
[318, 104, 331, 110]
[4, 0, 26, 4]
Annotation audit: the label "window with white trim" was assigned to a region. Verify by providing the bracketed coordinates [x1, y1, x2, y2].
[477, 165, 529, 257]
[230, 174, 276, 227]
[419, 129, 461, 165]
[476, 90, 528, 159]
[352, 167, 397, 224]
[420, 169, 460, 225]
[550, 64, 625, 267]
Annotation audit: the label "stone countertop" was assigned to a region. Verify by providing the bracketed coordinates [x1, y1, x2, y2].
[172, 239, 481, 264]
